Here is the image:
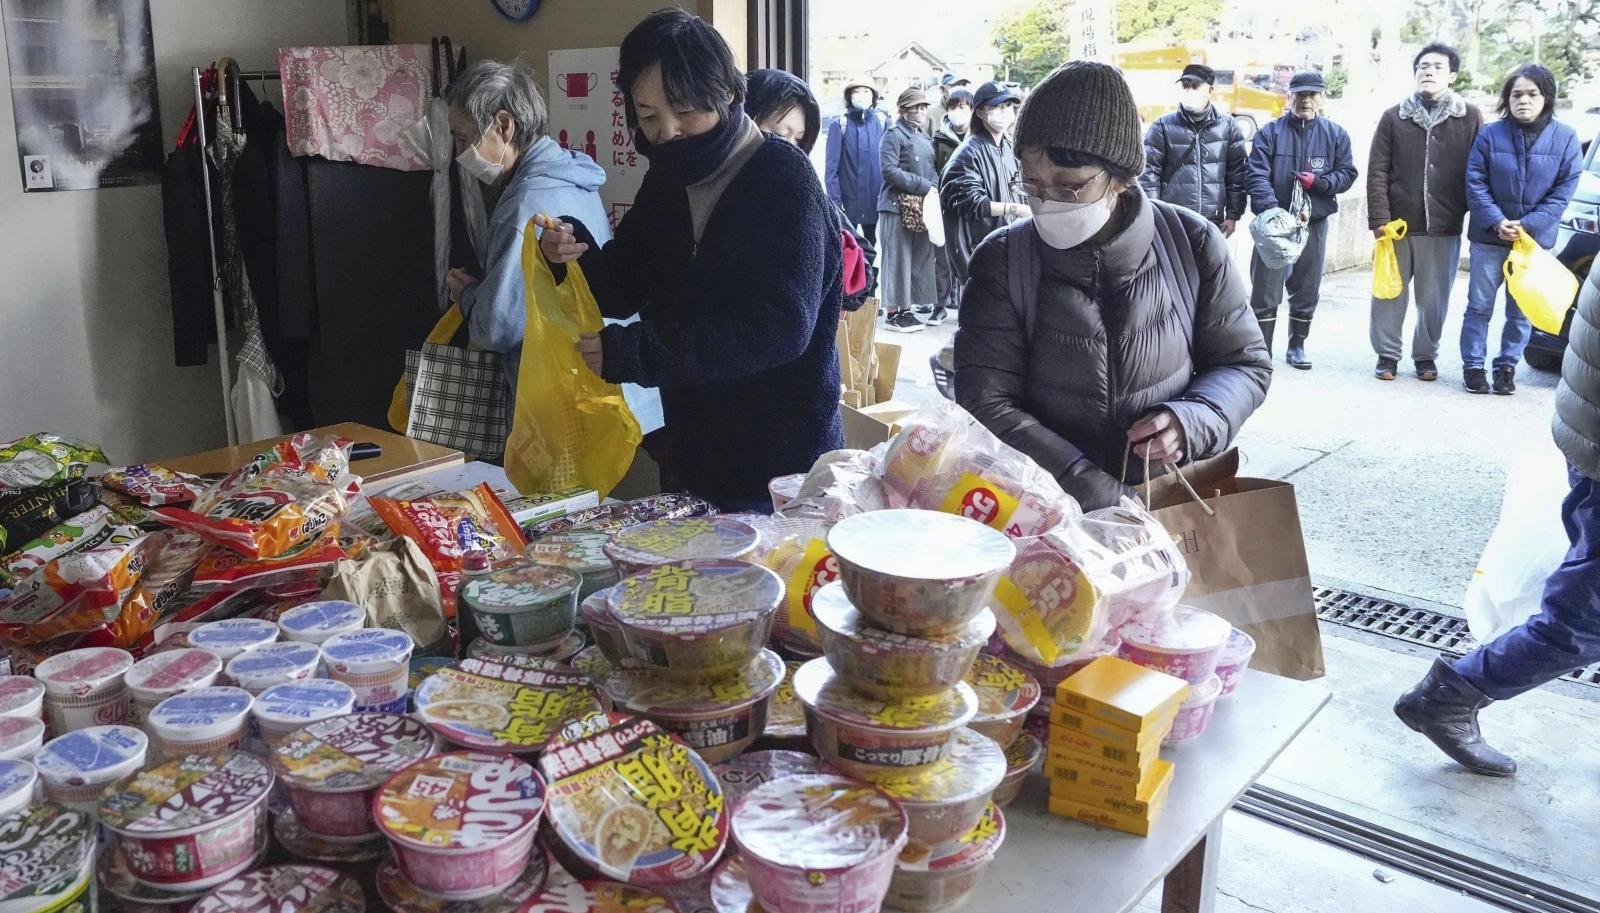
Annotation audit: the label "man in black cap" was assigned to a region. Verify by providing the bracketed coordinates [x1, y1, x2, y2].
[1140, 63, 1249, 237]
[1244, 70, 1358, 369]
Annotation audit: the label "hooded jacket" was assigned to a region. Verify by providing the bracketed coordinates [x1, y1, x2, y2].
[940, 126, 1019, 283]
[825, 84, 890, 226]
[955, 188, 1271, 509]
[1140, 104, 1248, 225]
[1554, 264, 1600, 481]
[1465, 117, 1582, 248]
[1366, 93, 1482, 235]
[1245, 113, 1358, 222]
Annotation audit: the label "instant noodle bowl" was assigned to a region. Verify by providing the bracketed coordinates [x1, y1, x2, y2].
[414, 658, 602, 755]
[0, 801, 95, 913]
[188, 865, 365, 913]
[469, 630, 587, 664]
[997, 634, 1123, 697]
[963, 654, 1041, 746]
[0, 758, 36, 817]
[374, 751, 547, 901]
[374, 853, 548, 913]
[518, 880, 681, 913]
[126, 650, 224, 731]
[272, 807, 386, 864]
[608, 560, 782, 679]
[251, 679, 357, 750]
[1118, 605, 1233, 686]
[527, 531, 621, 601]
[578, 587, 628, 665]
[600, 649, 784, 763]
[99, 750, 274, 891]
[189, 619, 280, 666]
[33, 646, 134, 730]
[276, 600, 367, 645]
[0, 674, 44, 721]
[811, 582, 994, 700]
[460, 564, 581, 649]
[708, 855, 763, 913]
[320, 629, 415, 713]
[0, 715, 44, 761]
[98, 845, 214, 913]
[1215, 628, 1256, 698]
[884, 802, 1005, 913]
[225, 642, 321, 695]
[767, 474, 805, 512]
[849, 728, 1005, 849]
[712, 750, 821, 805]
[148, 687, 253, 758]
[602, 517, 760, 576]
[34, 724, 148, 813]
[826, 510, 1015, 637]
[1165, 673, 1223, 745]
[992, 732, 1041, 807]
[273, 712, 436, 842]
[759, 661, 806, 747]
[730, 774, 908, 913]
[539, 713, 728, 886]
[793, 658, 977, 776]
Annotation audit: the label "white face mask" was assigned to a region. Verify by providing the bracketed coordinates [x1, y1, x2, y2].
[850, 90, 874, 111]
[983, 106, 1015, 134]
[1029, 194, 1115, 250]
[457, 131, 507, 184]
[1180, 88, 1210, 113]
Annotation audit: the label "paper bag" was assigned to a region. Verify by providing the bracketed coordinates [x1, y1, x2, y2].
[319, 536, 447, 650]
[1145, 449, 1325, 680]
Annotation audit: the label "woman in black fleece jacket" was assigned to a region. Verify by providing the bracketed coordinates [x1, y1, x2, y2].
[540, 10, 844, 512]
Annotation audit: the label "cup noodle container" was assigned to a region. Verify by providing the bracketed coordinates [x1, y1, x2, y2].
[374, 853, 549, 913]
[793, 658, 977, 777]
[374, 751, 547, 901]
[963, 654, 1042, 747]
[602, 517, 761, 577]
[1164, 673, 1223, 746]
[848, 727, 1006, 850]
[760, 660, 808, 749]
[33, 646, 134, 732]
[0, 715, 44, 761]
[1215, 628, 1257, 698]
[251, 679, 357, 752]
[811, 581, 995, 701]
[578, 586, 628, 666]
[414, 658, 602, 756]
[98, 844, 218, 913]
[731, 774, 909, 913]
[996, 632, 1124, 703]
[827, 510, 1015, 637]
[99, 750, 274, 891]
[992, 731, 1042, 808]
[0, 801, 96, 913]
[226, 641, 322, 695]
[0, 757, 37, 818]
[884, 802, 1006, 913]
[320, 629, 414, 713]
[467, 629, 587, 665]
[1118, 605, 1233, 686]
[768, 473, 805, 512]
[188, 865, 366, 913]
[601, 649, 785, 763]
[272, 712, 436, 842]
[277, 600, 367, 646]
[189, 619, 281, 678]
[519, 880, 680, 913]
[459, 563, 582, 650]
[607, 560, 782, 680]
[126, 649, 224, 733]
[273, 807, 387, 868]
[713, 750, 822, 806]
[539, 713, 729, 887]
[527, 530, 622, 602]
[0, 674, 45, 723]
[34, 724, 148, 813]
[148, 686, 254, 760]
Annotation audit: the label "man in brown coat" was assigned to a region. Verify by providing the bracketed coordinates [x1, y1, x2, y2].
[1367, 43, 1483, 381]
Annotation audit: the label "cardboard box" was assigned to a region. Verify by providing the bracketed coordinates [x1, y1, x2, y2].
[1051, 759, 1175, 819]
[1048, 761, 1175, 836]
[1050, 718, 1171, 770]
[1050, 706, 1173, 753]
[1046, 742, 1161, 794]
[842, 397, 915, 450]
[1056, 656, 1190, 732]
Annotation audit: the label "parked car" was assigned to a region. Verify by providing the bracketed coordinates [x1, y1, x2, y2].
[1525, 120, 1600, 372]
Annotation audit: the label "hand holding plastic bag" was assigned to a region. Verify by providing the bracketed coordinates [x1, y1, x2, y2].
[1372, 219, 1407, 300]
[1504, 231, 1580, 335]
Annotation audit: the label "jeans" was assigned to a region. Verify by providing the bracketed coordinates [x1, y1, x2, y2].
[1250, 216, 1330, 341]
[1370, 234, 1461, 363]
[1454, 465, 1600, 700]
[1459, 242, 1532, 370]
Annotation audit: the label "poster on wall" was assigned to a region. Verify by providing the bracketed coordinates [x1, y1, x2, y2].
[1, 0, 162, 192]
[547, 46, 643, 230]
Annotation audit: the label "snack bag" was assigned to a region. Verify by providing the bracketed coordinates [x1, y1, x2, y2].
[370, 483, 527, 577]
[762, 523, 839, 654]
[155, 435, 360, 560]
[0, 479, 97, 553]
[99, 464, 211, 506]
[0, 512, 156, 646]
[1059, 502, 1189, 629]
[190, 530, 346, 590]
[97, 490, 166, 531]
[0, 433, 107, 497]
[989, 534, 1108, 666]
[1, 504, 123, 585]
[776, 448, 889, 523]
[524, 493, 715, 540]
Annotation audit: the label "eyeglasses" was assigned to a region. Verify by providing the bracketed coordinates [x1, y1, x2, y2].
[1010, 170, 1107, 204]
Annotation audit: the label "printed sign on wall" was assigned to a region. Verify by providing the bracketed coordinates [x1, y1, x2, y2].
[548, 46, 643, 230]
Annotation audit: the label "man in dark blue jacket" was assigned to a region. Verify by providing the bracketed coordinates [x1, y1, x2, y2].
[825, 80, 891, 246]
[1245, 71, 1359, 369]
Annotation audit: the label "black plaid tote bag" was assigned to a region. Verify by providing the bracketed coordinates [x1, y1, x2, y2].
[403, 318, 509, 463]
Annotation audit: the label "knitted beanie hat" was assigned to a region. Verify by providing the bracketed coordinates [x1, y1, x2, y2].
[1015, 61, 1145, 176]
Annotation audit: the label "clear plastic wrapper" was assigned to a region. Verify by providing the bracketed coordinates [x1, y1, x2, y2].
[371, 483, 527, 575]
[0, 432, 106, 497]
[99, 463, 211, 507]
[0, 506, 156, 647]
[774, 448, 889, 524]
[525, 493, 717, 540]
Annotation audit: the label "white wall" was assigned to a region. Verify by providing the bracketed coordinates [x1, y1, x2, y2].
[0, 0, 347, 465]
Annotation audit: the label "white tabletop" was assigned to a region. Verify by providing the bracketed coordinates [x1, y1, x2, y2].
[987, 670, 1331, 912]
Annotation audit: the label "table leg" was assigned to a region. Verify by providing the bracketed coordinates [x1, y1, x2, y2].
[1161, 818, 1223, 913]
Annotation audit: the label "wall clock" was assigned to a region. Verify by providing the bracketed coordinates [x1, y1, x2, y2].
[492, 0, 539, 22]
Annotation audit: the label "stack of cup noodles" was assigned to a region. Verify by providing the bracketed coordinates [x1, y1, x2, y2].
[0, 674, 46, 761]
[125, 648, 223, 733]
[413, 655, 603, 757]
[319, 628, 415, 713]
[271, 713, 436, 852]
[1116, 605, 1234, 744]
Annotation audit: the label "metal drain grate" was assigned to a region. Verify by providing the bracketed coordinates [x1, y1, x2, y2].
[1314, 585, 1600, 689]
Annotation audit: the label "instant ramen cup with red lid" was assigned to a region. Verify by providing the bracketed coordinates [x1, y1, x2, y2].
[992, 732, 1042, 807]
[847, 727, 1006, 850]
[827, 510, 1015, 637]
[126, 649, 224, 731]
[607, 560, 782, 680]
[883, 801, 1006, 913]
[603, 517, 761, 576]
[33, 645, 134, 731]
[599, 648, 785, 763]
[34, 723, 148, 813]
[0, 674, 45, 721]
[374, 751, 547, 901]
[793, 658, 977, 777]
[811, 581, 994, 700]
[188, 865, 365, 913]
[731, 774, 908, 913]
[99, 750, 274, 891]
[0, 801, 96, 913]
[0, 714, 44, 761]
[963, 654, 1042, 747]
[272, 712, 437, 842]
[1118, 605, 1233, 686]
[374, 852, 548, 913]
[413, 658, 602, 756]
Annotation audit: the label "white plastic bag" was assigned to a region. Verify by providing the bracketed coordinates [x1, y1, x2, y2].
[1464, 445, 1571, 642]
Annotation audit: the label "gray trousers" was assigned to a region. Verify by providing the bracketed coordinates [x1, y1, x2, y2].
[1370, 233, 1462, 362]
[1250, 216, 1331, 342]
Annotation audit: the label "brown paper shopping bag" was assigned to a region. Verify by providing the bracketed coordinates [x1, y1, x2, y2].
[1145, 449, 1326, 680]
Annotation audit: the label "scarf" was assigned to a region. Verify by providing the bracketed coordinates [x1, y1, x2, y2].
[1399, 91, 1465, 130]
[636, 104, 749, 186]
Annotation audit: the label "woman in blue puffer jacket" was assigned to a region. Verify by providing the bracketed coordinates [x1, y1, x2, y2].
[1460, 65, 1582, 395]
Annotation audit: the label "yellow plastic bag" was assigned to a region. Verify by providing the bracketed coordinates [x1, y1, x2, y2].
[1372, 219, 1407, 300]
[503, 225, 641, 498]
[388, 305, 464, 432]
[1505, 231, 1580, 335]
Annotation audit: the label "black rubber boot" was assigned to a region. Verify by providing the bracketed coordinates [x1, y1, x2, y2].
[1394, 658, 1517, 777]
[1257, 319, 1275, 356]
[1286, 335, 1311, 370]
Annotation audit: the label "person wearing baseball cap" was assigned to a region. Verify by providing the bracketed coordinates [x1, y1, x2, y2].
[877, 86, 939, 332]
[1243, 69, 1358, 369]
[941, 81, 1026, 315]
[1139, 62, 1249, 240]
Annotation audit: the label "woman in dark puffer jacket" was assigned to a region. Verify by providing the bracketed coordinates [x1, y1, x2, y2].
[954, 62, 1271, 510]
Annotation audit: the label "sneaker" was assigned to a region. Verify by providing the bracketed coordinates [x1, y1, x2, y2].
[1374, 357, 1398, 381]
[915, 304, 934, 314]
[1492, 366, 1516, 395]
[925, 306, 948, 327]
[1415, 360, 1439, 382]
[1464, 368, 1490, 394]
[885, 310, 925, 333]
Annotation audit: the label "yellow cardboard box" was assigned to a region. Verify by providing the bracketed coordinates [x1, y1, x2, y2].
[1049, 776, 1173, 837]
[1050, 717, 1171, 771]
[1050, 705, 1175, 753]
[1046, 742, 1161, 796]
[1055, 656, 1189, 733]
[1051, 758, 1175, 819]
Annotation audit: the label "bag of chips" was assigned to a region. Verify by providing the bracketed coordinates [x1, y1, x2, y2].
[190, 530, 346, 590]
[0, 479, 97, 553]
[0, 433, 107, 497]
[100, 464, 211, 507]
[0, 509, 156, 647]
[370, 483, 527, 576]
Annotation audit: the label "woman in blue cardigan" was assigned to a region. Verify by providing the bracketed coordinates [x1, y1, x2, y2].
[538, 9, 844, 512]
[1461, 65, 1582, 395]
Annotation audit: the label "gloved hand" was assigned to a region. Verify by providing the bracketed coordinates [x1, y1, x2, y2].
[1296, 171, 1316, 190]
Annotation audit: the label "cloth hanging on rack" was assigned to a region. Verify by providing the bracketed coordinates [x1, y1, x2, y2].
[278, 45, 432, 171]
